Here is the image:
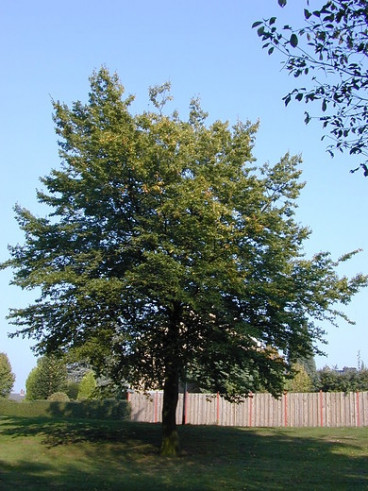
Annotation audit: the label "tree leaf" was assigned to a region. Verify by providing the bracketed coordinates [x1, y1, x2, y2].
[290, 34, 298, 47]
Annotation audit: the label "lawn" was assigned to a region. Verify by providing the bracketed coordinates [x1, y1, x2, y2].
[0, 416, 367, 490]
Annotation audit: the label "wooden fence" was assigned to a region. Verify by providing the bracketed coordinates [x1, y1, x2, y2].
[128, 391, 368, 427]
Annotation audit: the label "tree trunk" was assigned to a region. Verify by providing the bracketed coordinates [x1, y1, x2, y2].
[160, 303, 182, 457]
[160, 365, 180, 456]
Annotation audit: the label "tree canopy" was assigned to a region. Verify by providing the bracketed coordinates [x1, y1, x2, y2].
[254, 0, 368, 176]
[316, 365, 368, 391]
[0, 353, 15, 397]
[2, 68, 367, 455]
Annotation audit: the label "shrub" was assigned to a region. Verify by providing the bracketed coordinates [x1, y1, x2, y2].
[66, 381, 80, 400]
[47, 392, 70, 402]
[0, 398, 131, 420]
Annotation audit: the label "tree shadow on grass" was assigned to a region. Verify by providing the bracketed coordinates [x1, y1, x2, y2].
[0, 418, 367, 490]
[0, 416, 160, 449]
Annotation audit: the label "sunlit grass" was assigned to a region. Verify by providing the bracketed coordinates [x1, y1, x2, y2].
[0, 417, 367, 490]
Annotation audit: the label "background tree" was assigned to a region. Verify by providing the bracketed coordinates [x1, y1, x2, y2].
[2, 68, 366, 455]
[0, 353, 15, 397]
[284, 363, 312, 392]
[255, 0, 368, 176]
[316, 365, 368, 391]
[296, 355, 318, 387]
[25, 355, 67, 400]
[67, 360, 91, 384]
[77, 371, 97, 400]
[65, 358, 91, 399]
[66, 381, 79, 401]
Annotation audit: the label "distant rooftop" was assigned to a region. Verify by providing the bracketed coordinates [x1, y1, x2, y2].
[9, 391, 25, 402]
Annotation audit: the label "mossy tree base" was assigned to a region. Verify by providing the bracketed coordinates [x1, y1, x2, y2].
[160, 430, 180, 457]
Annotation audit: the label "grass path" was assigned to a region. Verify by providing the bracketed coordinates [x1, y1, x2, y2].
[0, 417, 367, 489]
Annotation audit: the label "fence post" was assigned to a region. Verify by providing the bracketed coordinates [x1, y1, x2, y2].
[284, 391, 288, 427]
[319, 390, 323, 427]
[356, 392, 360, 427]
[154, 392, 159, 423]
[216, 392, 220, 425]
[127, 391, 131, 420]
[184, 391, 189, 425]
[248, 393, 253, 427]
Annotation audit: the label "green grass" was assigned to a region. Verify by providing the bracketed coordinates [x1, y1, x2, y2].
[0, 417, 367, 490]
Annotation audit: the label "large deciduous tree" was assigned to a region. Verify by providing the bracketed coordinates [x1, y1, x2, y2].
[254, 0, 368, 176]
[2, 68, 366, 455]
[0, 353, 15, 397]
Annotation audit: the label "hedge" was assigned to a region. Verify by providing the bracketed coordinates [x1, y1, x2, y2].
[0, 398, 131, 420]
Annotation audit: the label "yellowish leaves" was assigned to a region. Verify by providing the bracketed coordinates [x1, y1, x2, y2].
[245, 214, 264, 234]
[142, 180, 165, 194]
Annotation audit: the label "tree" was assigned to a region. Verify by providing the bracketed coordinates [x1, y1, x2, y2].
[316, 365, 368, 391]
[77, 371, 97, 400]
[0, 353, 15, 397]
[25, 355, 67, 400]
[284, 363, 312, 392]
[2, 68, 366, 455]
[298, 356, 317, 379]
[254, 0, 368, 176]
[66, 381, 80, 400]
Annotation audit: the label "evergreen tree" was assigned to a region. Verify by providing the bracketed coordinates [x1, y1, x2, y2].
[2, 68, 366, 455]
[25, 356, 67, 400]
[0, 353, 15, 397]
[285, 363, 312, 392]
[77, 371, 97, 400]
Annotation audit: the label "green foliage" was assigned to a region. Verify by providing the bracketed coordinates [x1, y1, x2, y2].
[297, 356, 317, 379]
[284, 363, 312, 392]
[77, 371, 97, 400]
[255, 0, 368, 176]
[2, 68, 367, 453]
[66, 381, 80, 400]
[25, 367, 38, 400]
[25, 356, 67, 400]
[0, 398, 130, 420]
[48, 392, 70, 402]
[316, 366, 368, 392]
[0, 353, 15, 397]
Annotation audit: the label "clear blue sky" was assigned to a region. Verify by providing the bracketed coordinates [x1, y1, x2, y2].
[1, 0, 367, 392]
